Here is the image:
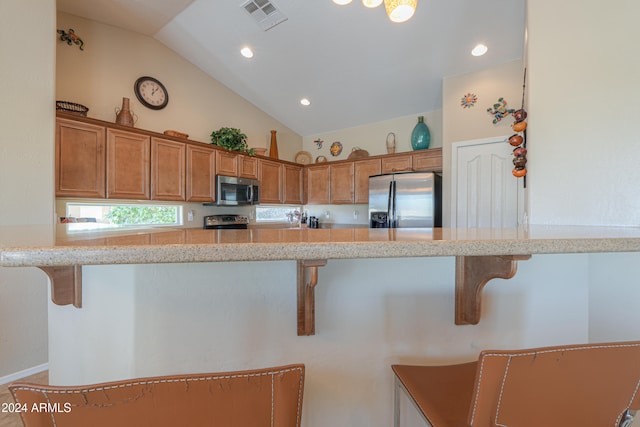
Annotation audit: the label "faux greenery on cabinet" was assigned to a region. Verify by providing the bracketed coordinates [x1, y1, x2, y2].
[210, 127, 255, 155]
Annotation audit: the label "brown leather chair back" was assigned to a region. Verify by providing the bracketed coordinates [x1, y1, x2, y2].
[10, 364, 304, 427]
[468, 342, 640, 427]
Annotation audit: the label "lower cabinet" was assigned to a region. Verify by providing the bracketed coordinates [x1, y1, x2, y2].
[107, 129, 150, 200]
[186, 145, 216, 202]
[259, 159, 283, 204]
[151, 138, 185, 201]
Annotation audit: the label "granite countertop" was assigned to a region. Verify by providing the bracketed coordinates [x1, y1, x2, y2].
[2, 225, 640, 267]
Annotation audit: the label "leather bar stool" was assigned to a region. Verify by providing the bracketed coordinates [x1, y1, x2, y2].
[10, 364, 305, 427]
[392, 341, 640, 427]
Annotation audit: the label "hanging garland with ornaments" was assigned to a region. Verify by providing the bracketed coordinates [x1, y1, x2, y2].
[510, 68, 528, 181]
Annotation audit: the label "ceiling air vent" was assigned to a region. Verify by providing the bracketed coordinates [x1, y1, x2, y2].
[241, 0, 288, 31]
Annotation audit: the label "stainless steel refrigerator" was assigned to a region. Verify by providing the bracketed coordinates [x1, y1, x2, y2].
[368, 172, 441, 228]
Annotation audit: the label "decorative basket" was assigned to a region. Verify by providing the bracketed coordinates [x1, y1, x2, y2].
[163, 130, 189, 139]
[56, 101, 89, 116]
[347, 147, 369, 160]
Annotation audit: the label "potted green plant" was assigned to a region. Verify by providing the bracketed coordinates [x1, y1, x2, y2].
[210, 127, 255, 155]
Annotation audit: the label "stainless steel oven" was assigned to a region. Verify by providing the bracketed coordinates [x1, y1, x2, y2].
[213, 175, 259, 206]
[203, 214, 249, 229]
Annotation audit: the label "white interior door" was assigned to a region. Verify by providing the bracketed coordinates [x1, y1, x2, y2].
[451, 137, 523, 228]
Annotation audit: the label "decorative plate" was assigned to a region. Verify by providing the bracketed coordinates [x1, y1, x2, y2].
[294, 151, 313, 165]
[315, 156, 328, 163]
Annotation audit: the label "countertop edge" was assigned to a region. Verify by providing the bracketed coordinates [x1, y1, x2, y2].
[3, 238, 640, 267]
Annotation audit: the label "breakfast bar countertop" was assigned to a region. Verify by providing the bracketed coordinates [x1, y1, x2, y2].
[3, 225, 640, 267]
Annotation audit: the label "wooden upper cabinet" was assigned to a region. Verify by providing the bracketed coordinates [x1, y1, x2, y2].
[238, 155, 259, 179]
[305, 164, 330, 204]
[259, 159, 283, 204]
[151, 137, 185, 201]
[283, 164, 303, 205]
[216, 151, 238, 176]
[330, 162, 354, 204]
[186, 145, 216, 202]
[381, 154, 412, 174]
[107, 129, 150, 200]
[55, 118, 106, 198]
[412, 148, 442, 172]
[354, 158, 381, 204]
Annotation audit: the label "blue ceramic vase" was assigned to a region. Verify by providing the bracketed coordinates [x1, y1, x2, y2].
[411, 116, 431, 150]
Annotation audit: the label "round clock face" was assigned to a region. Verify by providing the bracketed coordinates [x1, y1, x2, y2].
[134, 76, 169, 110]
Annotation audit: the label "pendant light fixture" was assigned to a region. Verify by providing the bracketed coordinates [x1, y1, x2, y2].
[333, 0, 418, 23]
[362, 0, 383, 7]
[383, 0, 417, 23]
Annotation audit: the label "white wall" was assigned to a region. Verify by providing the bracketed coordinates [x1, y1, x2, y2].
[526, 1, 640, 344]
[56, 12, 303, 162]
[526, 0, 640, 227]
[302, 110, 442, 161]
[50, 255, 588, 427]
[442, 60, 526, 227]
[0, 0, 54, 378]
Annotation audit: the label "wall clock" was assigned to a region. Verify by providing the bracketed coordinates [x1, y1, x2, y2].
[134, 76, 169, 110]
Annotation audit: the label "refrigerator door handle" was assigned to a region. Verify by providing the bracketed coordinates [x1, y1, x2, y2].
[387, 181, 393, 228]
[391, 180, 397, 227]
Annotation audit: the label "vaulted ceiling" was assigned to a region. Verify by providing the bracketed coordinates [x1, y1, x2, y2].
[56, 0, 525, 136]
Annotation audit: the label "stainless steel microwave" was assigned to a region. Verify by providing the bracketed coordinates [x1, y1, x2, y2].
[211, 175, 260, 206]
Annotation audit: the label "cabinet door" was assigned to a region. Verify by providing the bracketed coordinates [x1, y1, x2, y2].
[186, 145, 216, 202]
[330, 163, 354, 204]
[107, 129, 150, 200]
[412, 148, 442, 172]
[55, 118, 106, 198]
[216, 151, 238, 176]
[381, 155, 412, 174]
[238, 155, 259, 179]
[151, 138, 185, 201]
[354, 158, 381, 204]
[305, 164, 330, 204]
[259, 159, 283, 204]
[283, 164, 303, 205]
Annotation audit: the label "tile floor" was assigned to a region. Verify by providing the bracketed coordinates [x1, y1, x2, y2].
[0, 371, 48, 427]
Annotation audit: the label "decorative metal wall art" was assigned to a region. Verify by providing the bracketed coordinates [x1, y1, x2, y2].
[460, 93, 478, 109]
[487, 97, 515, 124]
[57, 29, 84, 50]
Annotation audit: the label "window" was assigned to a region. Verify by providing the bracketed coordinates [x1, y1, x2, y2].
[63, 202, 182, 231]
[255, 205, 302, 224]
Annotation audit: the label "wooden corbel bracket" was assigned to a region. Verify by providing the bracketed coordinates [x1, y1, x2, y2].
[455, 255, 531, 325]
[37, 266, 82, 308]
[297, 259, 328, 336]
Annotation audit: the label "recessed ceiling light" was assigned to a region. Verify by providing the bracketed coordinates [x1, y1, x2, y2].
[240, 46, 254, 58]
[471, 44, 488, 57]
[300, 98, 311, 106]
[333, 0, 352, 5]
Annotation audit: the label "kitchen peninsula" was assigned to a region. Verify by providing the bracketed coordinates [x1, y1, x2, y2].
[3, 225, 640, 333]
